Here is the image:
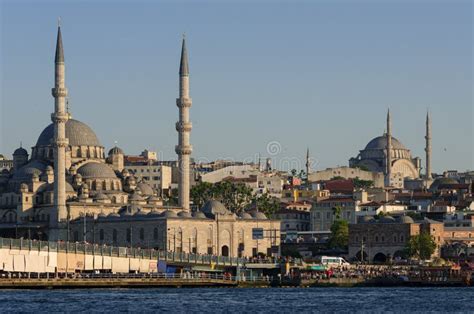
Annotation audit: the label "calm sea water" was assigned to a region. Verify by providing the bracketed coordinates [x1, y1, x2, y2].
[0, 287, 472, 312]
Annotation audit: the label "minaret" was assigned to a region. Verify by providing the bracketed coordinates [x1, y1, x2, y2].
[175, 35, 192, 210]
[50, 24, 69, 231]
[425, 111, 432, 180]
[306, 148, 310, 183]
[386, 109, 392, 185]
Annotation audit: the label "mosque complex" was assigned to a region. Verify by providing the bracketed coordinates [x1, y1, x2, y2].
[0, 26, 279, 258]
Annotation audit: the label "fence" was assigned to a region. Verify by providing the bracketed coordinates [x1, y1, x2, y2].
[0, 237, 246, 267]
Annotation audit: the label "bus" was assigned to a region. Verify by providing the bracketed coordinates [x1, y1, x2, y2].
[320, 256, 350, 266]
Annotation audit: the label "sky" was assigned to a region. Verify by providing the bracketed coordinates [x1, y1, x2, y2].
[0, 0, 472, 173]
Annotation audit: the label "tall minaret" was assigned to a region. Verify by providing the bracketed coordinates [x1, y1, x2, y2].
[306, 148, 310, 183]
[385, 109, 392, 185]
[50, 24, 69, 231]
[425, 111, 432, 180]
[175, 35, 192, 210]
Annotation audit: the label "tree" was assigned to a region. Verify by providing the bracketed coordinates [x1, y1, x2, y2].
[330, 176, 345, 181]
[352, 177, 374, 189]
[328, 219, 349, 249]
[254, 193, 280, 218]
[190, 181, 253, 214]
[290, 169, 297, 177]
[405, 232, 437, 260]
[190, 182, 214, 209]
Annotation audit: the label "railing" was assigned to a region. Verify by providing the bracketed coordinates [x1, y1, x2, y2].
[0, 237, 247, 267]
[0, 271, 273, 283]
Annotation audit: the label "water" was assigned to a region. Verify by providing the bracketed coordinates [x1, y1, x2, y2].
[0, 287, 472, 312]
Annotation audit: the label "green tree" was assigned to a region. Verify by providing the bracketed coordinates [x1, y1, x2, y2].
[254, 193, 280, 218]
[328, 220, 349, 249]
[352, 177, 374, 189]
[290, 169, 298, 177]
[405, 232, 437, 260]
[190, 182, 214, 209]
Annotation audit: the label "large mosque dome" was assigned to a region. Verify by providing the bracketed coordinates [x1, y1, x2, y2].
[32, 119, 105, 163]
[365, 135, 406, 150]
[36, 119, 101, 147]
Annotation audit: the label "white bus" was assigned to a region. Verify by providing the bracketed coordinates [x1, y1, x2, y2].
[320, 256, 350, 266]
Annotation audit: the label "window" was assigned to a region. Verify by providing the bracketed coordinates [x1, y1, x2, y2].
[100, 229, 104, 241]
[140, 228, 145, 240]
[153, 228, 159, 240]
[400, 235, 404, 242]
[393, 235, 397, 242]
[381, 236, 385, 242]
[127, 228, 131, 242]
[113, 229, 117, 242]
[375, 236, 379, 242]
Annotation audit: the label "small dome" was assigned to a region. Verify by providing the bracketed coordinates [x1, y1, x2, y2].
[239, 212, 252, 220]
[429, 177, 459, 192]
[147, 209, 162, 217]
[38, 182, 75, 193]
[94, 193, 110, 201]
[379, 215, 396, 223]
[77, 162, 117, 179]
[365, 135, 406, 150]
[108, 146, 124, 155]
[250, 210, 268, 220]
[398, 215, 415, 224]
[12, 160, 48, 181]
[178, 211, 192, 218]
[161, 210, 178, 218]
[192, 211, 207, 219]
[202, 200, 229, 215]
[36, 119, 101, 147]
[13, 147, 28, 156]
[136, 182, 154, 196]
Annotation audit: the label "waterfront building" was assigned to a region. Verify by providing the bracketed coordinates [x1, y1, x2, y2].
[274, 201, 311, 232]
[0, 26, 281, 258]
[348, 216, 444, 262]
[70, 200, 280, 257]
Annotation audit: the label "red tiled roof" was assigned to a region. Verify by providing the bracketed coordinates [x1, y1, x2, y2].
[324, 179, 354, 193]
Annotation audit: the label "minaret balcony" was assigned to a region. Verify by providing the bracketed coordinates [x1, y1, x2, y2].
[51, 112, 69, 123]
[175, 122, 192, 132]
[176, 98, 192, 108]
[53, 138, 69, 148]
[51, 87, 68, 97]
[175, 145, 193, 155]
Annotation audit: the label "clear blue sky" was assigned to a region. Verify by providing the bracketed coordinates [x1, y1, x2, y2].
[1, 0, 472, 173]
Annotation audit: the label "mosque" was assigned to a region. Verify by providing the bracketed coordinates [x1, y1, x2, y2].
[0, 26, 280, 258]
[349, 109, 433, 188]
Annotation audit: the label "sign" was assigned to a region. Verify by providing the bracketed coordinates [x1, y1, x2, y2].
[252, 228, 264, 240]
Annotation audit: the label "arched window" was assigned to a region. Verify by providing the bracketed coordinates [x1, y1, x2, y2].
[375, 236, 379, 242]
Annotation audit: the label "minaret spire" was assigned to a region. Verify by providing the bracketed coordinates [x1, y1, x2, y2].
[425, 110, 432, 180]
[175, 35, 192, 210]
[306, 148, 310, 183]
[50, 23, 69, 238]
[386, 108, 392, 186]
